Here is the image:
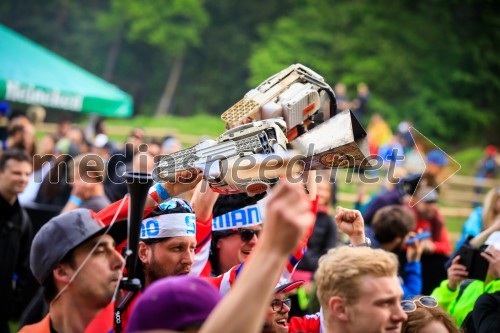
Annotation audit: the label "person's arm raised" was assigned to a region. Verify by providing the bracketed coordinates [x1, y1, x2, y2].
[98, 169, 203, 224]
[334, 206, 366, 245]
[200, 180, 314, 333]
[145, 169, 203, 207]
[190, 180, 219, 223]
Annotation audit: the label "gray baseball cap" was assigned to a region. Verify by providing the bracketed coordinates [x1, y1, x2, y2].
[30, 208, 127, 285]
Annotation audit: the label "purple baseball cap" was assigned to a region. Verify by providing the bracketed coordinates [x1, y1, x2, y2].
[127, 275, 222, 332]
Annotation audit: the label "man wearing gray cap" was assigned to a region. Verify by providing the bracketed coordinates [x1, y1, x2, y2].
[20, 208, 127, 333]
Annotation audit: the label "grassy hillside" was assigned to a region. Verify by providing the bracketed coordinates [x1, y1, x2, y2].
[106, 114, 226, 138]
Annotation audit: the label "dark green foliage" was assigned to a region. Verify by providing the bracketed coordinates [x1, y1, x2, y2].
[0, 0, 498, 146]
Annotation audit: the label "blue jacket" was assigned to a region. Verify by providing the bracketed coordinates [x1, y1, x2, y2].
[366, 227, 422, 297]
[456, 207, 483, 250]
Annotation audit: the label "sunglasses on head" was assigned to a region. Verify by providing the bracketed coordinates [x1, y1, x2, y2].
[400, 296, 438, 313]
[158, 199, 194, 213]
[218, 228, 261, 242]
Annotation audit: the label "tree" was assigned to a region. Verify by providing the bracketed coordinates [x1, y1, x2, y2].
[248, 0, 498, 146]
[110, 0, 209, 116]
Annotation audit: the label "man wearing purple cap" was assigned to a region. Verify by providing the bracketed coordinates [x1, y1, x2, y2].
[20, 209, 127, 333]
[127, 275, 221, 332]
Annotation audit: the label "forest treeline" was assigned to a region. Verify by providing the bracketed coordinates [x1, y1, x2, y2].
[1, 0, 498, 146]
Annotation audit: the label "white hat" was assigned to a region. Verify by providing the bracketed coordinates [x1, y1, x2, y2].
[94, 134, 109, 148]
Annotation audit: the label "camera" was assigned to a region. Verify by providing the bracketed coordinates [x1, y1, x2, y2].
[456, 244, 489, 281]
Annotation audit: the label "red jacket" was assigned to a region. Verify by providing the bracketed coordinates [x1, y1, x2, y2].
[289, 312, 322, 333]
[412, 208, 452, 256]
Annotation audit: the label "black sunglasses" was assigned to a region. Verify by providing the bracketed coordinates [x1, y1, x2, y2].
[217, 228, 261, 242]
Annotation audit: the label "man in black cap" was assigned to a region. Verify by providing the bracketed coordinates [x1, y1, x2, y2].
[20, 208, 127, 333]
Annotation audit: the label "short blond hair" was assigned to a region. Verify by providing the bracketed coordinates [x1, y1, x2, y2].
[315, 246, 399, 307]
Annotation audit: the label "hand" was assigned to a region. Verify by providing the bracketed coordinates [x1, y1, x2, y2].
[421, 239, 435, 254]
[447, 256, 468, 290]
[71, 180, 92, 201]
[406, 232, 425, 262]
[162, 169, 203, 198]
[335, 206, 365, 245]
[481, 246, 500, 279]
[260, 179, 314, 256]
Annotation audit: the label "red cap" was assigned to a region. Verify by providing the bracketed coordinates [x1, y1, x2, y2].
[274, 280, 305, 294]
[486, 145, 497, 156]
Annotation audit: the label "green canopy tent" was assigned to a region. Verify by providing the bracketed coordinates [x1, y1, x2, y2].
[0, 24, 132, 117]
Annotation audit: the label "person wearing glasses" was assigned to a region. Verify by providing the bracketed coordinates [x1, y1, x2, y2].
[263, 281, 305, 333]
[208, 192, 266, 276]
[401, 296, 459, 333]
[187, 184, 271, 278]
[189, 174, 319, 290]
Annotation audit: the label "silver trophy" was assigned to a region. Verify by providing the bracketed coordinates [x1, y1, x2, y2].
[153, 64, 371, 195]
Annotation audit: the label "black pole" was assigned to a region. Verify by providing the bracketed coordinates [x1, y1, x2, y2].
[120, 172, 153, 291]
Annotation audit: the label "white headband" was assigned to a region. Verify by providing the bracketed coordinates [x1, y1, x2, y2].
[212, 197, 268, 231]
[141, 213, 196, 239]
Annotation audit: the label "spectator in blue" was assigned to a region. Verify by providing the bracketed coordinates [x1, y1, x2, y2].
[0, 101, 10, 153]
[365, 205, 424, 297]
[477, 145, 498, 180]
[379, 135, 405, 167]
[474, 145, 498, 199]
[456, 187, 500, 250]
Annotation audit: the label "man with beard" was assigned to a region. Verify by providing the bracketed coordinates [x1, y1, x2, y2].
[367, 205, 424, 297]
[138, 198, 197, 286]
[111, 198, 197, 332]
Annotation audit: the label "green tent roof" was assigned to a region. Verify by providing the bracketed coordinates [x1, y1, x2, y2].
[0, 24, 132, 117]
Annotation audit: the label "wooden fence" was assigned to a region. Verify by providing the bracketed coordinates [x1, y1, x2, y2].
[335, 170, 500, 218]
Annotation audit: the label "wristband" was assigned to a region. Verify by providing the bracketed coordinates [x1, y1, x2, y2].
[156, 183, 171, 201]
[149, 183, 171, 204]
[69, 195, 83, 206]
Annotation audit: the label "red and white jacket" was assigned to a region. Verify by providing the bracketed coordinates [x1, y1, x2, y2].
[199, 197, 318, 294]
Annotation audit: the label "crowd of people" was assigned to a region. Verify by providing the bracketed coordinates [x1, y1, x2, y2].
[0, 100, 499, 333]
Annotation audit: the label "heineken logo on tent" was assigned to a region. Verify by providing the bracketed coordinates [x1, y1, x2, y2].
[6, 81, 83, 111]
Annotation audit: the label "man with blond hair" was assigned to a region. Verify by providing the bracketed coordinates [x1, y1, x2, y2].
[315, 246, 408, 333]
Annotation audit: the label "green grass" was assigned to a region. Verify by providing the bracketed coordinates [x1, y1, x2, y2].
[106, 114, 225, 138]
[452, 147, 483, 176]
